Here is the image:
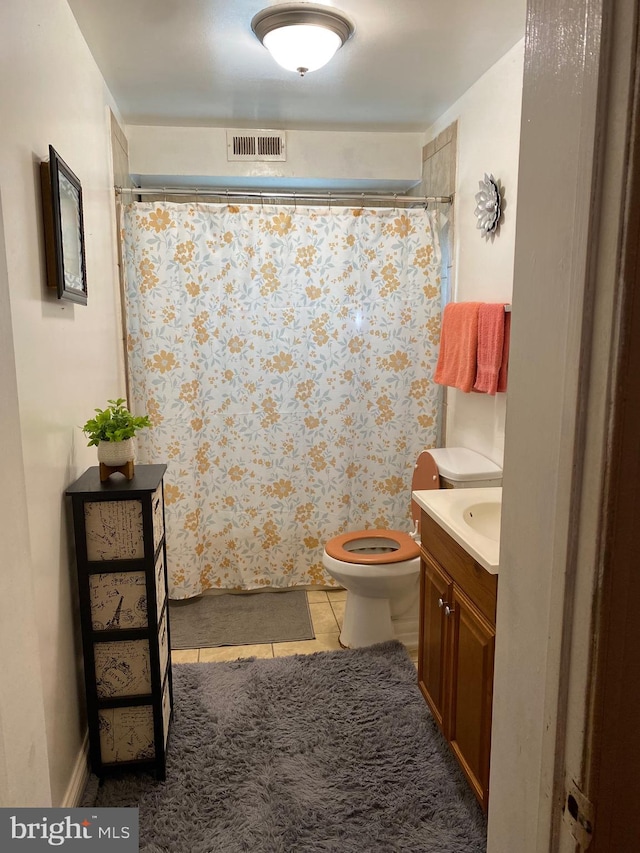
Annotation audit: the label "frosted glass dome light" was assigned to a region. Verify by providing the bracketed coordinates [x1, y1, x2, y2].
[252, 4, 354, 77]
[263, 25, 342, 74]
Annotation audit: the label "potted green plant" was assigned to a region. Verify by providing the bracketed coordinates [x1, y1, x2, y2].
[82, 398, 152, 467]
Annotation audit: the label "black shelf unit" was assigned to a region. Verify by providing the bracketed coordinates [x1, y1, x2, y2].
[66, 464, 172, 779]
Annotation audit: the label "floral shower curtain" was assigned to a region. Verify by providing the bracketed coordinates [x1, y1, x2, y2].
[121, 201, 442, 598]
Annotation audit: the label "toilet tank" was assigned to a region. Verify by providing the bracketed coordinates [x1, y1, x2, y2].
[425, 447, 503, 488]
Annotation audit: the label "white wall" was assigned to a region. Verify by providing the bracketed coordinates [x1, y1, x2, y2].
[127, 125, 424, 188]
[426, 41, 524, 466]
[0, 198, 52, 808]
[0, 0, 126, 805]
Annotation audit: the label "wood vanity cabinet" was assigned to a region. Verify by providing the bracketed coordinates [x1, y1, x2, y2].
[418, 510, 498, 811]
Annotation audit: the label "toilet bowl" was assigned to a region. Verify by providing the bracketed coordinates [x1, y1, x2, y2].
[322, 447, 503, 649]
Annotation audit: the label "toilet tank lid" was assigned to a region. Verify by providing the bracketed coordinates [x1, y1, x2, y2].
[427, 447, 503, 481]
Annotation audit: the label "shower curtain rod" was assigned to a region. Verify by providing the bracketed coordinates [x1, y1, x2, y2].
[115, 186, 452, 205]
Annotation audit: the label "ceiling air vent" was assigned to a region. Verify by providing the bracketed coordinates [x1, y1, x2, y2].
[226, 130, 286, 162]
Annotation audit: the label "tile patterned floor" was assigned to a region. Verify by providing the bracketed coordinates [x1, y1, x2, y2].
[171, 589, 419, 667]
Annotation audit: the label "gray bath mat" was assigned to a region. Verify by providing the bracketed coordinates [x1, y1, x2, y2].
[168, 590, 314, 648]
[91, 642, 486, 852]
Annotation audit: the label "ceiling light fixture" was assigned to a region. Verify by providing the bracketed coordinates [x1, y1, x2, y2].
[251, 3, 355, 77]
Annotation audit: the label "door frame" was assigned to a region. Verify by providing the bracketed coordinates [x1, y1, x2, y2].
[487, 1, 639, 850]
[585, 9, 640, 849]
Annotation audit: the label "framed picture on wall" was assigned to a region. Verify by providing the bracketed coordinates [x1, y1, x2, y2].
[40, 145, 88, 305]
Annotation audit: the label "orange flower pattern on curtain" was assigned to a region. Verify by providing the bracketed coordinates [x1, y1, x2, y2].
[122, 202, 442, 598]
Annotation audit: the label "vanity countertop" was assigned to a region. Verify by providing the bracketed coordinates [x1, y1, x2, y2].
[412, 487, 502, 573]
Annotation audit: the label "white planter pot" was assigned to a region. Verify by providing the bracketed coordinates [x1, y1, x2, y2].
[97, 438, 136, 467]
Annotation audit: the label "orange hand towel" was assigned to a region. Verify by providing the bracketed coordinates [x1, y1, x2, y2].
[473, 303, 507, 395]
[434, 302, 481, 393]
[497, 310, 511, 393]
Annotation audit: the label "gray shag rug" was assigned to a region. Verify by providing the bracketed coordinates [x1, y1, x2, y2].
[92, 642, 486, 852]
[168, 590, 314, 649]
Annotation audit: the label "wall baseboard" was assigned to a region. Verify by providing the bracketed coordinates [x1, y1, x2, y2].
[62, 731, 90, 807]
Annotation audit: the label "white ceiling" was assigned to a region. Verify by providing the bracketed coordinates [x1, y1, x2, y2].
[67, 0, 526, 132]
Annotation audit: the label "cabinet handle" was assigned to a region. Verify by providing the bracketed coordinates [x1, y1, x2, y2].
[438, 597, 445, 608]
[445, 605, 455, 617]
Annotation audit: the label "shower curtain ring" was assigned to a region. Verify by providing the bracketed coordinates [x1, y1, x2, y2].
[328, 192, 332, 212]
[394, 193, 397, 212]
[293, 192, 297, 210]
[361, 193, 365, 210]
[163, 187, 167, 203]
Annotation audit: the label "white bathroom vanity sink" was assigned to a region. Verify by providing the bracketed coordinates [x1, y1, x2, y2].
[412, 487, 502, 573]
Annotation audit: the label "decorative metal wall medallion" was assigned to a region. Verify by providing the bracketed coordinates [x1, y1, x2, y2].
[474, 173, 502, 237]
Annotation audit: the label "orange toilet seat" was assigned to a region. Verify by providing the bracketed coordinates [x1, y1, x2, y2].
[324, 528, 420, 565]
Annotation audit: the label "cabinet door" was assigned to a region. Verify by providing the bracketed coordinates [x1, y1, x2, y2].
[418, 554, 452, 728]
[446, 585, 495, 809]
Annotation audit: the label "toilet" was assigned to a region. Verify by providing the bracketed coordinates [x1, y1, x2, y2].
[322, 447, 503, 649]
